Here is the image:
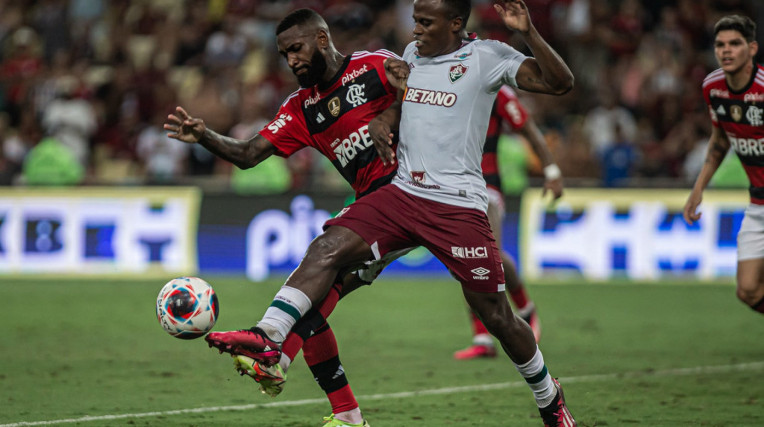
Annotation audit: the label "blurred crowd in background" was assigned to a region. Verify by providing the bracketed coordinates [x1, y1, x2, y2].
[0, 0, 761, 193]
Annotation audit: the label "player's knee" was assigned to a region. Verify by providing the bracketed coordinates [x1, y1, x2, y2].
[736, 284, 762, 307]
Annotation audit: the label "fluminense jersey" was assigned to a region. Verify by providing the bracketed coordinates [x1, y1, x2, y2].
[259, 50, 399, 198]
[703, 64, 764, 204]
[482, 85, 528, 192]
[394, 38, 527, 212]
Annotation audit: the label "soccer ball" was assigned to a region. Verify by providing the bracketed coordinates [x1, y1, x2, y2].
[156, 277, 219, 340]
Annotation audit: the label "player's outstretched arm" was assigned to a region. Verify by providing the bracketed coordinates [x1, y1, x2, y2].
[494, 1, 573, 95]
[683, 125, 730, 224]
[369, 100, 402, 166]
[519, 117, 563, 200]
[164, 106, 277, 169]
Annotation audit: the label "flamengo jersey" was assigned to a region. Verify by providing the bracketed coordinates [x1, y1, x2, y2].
[259, 50, 399, 198]
[703, 64, 764, 204]
[482, 85, 528, 192]
[395, 38, 527, 212]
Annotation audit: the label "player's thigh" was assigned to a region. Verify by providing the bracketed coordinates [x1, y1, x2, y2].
[306, 225, 372, 268]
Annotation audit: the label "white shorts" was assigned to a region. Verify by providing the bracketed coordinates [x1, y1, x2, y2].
[737, 203, 764, 261]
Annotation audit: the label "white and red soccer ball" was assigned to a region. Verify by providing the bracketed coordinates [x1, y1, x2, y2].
[156, 277, 219, 339]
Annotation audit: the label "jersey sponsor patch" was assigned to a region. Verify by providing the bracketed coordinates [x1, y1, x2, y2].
[403, 87, 457, 107]
[452, 246, 489, 258]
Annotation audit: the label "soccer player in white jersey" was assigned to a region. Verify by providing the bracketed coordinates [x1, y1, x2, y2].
[684, 14, 764, 315]
[206, 1, 576, 425]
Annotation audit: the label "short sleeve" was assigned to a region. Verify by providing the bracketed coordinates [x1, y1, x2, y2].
[475, 40, 528, 92]
[258, 98, 311, 157]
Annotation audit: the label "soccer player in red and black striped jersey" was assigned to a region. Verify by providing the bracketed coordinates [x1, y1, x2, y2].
[684, 14, 764, 315]
[454, 85, 563, 359]
[164, 9, 408, 426]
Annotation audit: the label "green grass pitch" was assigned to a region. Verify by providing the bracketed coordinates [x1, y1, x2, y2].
[2, 276, 763, 426]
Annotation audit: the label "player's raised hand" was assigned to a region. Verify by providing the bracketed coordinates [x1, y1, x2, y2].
[493, 1, 532, 33]
[164, 106, 206, 144]
[368, 115, 396, 166]
[384, 57, 409, 91]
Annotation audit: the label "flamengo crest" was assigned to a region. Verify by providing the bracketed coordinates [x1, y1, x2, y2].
[449, 63, 467, 83]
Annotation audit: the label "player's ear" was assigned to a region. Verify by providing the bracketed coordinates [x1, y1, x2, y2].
[450, 16, 463, 33]
[317, 29, 329, 50]
[750, 40, 759, 57]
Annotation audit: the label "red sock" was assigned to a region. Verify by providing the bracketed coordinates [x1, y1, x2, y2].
[508, 286, 530, 310]
[304, 325, 358, 413]
[281, 281, 343, 361]
[470, 310, 489, 336]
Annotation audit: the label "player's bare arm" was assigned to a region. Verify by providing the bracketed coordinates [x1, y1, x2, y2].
[368, 100, 402, 166]
[164, 105, 277, 169]
[494, 1, 573, 95]
[519, 118, 563, 200]
[683, 126, 731, 224]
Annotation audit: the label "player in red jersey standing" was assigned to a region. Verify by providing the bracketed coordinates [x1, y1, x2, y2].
[164, 9, 408, 426]
[454, 85, 563, 359]
[684, 14, 764, 315]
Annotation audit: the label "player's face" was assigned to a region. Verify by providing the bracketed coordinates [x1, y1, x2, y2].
[412, 0, 462, 57]
[714, 30, 758, 76]
[277, 26, 329, 87]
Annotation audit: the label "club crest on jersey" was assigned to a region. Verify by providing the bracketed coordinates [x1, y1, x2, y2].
[329, 97, 341, 117]
[449, 63, 467, 83]
[731, 105, 743, 122]
[346, 83, 367, 107]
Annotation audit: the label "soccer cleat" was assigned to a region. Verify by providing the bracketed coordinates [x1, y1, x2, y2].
[233, 355, 286, 397]
[205, 327, 281, 366]
[322, 414, 370, 427]
[539, 378, 576, 427]
[521, 308, 542, 344]
[453, 344, 497, 360]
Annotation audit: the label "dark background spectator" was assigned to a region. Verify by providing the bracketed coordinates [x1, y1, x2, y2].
[0, 0, 761, 191]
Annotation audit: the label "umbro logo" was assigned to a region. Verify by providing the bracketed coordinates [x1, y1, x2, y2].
[471, 267, 490, 280]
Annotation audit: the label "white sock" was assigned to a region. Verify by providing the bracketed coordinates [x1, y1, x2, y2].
[515, 346, 557, 408]
[279, 353, 292, 372]
[257, 286, 312, 343]
[472, 333, 494, 346]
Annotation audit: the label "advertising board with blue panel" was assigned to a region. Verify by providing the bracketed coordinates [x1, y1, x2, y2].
[520, 188, 747, 281]
[197, 192, 451, 280]
[0, 187, 747, 282]
[0, 187, 200, 277]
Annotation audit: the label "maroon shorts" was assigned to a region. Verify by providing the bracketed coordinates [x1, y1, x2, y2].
[325, 184, 505, 292]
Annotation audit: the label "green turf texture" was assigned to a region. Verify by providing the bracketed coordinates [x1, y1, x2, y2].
[2, 277, 763, 426]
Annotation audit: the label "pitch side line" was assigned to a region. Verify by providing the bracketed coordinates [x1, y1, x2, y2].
[3, 361, 763, 426]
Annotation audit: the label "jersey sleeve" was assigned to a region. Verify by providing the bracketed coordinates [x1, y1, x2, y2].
[702, 81, 720, 129]
[475, 40, 528, 92]
[258, 95, 311, 157]
[496, 86, 528, 130]
[370, 49, 403, 98]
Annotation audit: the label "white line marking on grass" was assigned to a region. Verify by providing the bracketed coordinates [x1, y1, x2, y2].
[3, 361, 763, 426]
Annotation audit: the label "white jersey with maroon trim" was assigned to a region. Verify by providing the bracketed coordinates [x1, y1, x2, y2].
[259, 50, 400, 198]
[703, 64, 764, 204]
[393, 38, 527, 212]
